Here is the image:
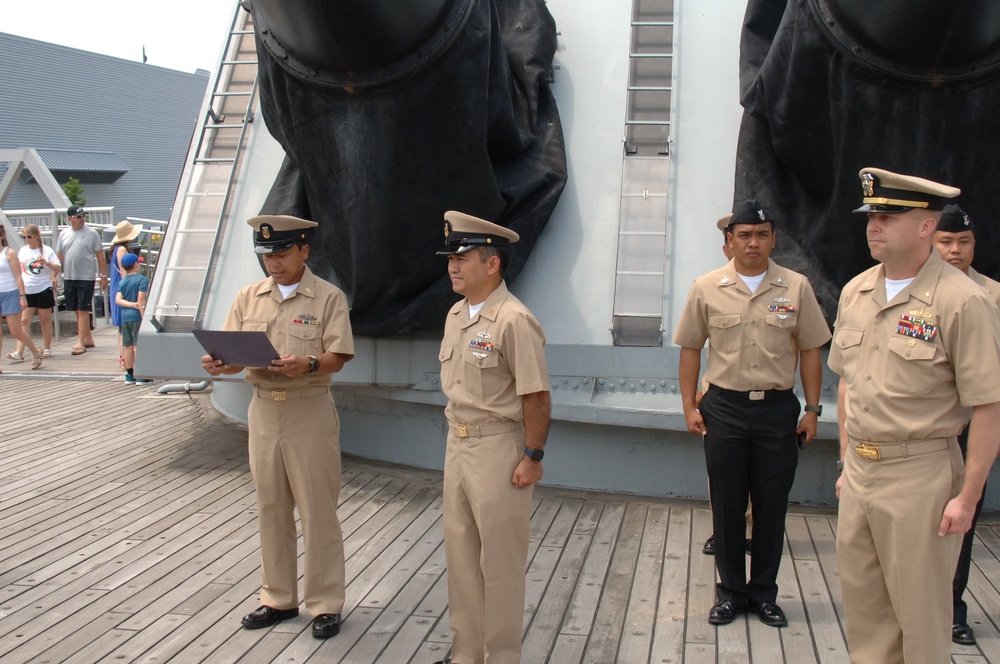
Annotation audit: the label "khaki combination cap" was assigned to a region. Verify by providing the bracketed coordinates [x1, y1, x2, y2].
[436, 210, 519, 255]
[247, 214, 318, 254]
[854, 167, 960, 214]
[716, 213, 733, 233]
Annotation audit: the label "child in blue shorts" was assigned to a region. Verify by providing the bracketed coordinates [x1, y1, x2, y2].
[115, 253, 150, 385]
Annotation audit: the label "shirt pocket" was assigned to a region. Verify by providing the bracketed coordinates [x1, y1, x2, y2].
[289, 324, 323, 356]
[461, 347, 502, 396]
[764, 312, 798, 354]
[439, 344, 454, 388]
[833, 327, 864, 384]
[708, 313, 742, 354]
[886, 335, 936, 395]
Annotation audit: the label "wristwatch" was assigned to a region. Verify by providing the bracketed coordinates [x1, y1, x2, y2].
[524, 448, 544, 461]
[306, 356, 319, 374]
[804, 404, 823, 415]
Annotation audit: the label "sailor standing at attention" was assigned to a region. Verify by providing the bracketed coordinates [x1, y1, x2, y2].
[830, 169, 1000, 663]
[674, 199, 830, 628]
[932, 203, 1000, 647]
[435, 210, 550, 664]
[201, 215, 355, 639]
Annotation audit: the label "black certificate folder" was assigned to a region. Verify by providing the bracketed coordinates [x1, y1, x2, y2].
[193, 330, 281, 368]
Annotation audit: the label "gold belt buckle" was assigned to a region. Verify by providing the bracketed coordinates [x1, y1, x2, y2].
[271, 390, 286, 402]
[455, 424, 469, 438]
[855, 442, 880, 460]
[749, 390, 765, 401]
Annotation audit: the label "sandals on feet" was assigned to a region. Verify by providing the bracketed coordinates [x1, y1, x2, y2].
[6, 351, 24, 362]
[32, 354, 42, 369]
[42, 349, 52, 358]
[71, 346, 86, 355]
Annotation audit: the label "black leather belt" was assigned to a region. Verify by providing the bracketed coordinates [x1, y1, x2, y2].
[709, 384, 792, 401]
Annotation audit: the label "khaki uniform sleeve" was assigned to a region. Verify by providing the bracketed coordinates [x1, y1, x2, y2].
[792, 279, 832, 350]
[947, 293, 1000, 407]
[673, 281, 709, 349]
[505, 312, 549, 396]
[322, 288, 355, 358]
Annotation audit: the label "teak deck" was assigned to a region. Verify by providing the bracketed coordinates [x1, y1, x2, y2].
[1, 328, 998, 663]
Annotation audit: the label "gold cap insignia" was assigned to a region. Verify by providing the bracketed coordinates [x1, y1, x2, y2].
[862, 173, 874, 197]
[261, 224, 272, 239]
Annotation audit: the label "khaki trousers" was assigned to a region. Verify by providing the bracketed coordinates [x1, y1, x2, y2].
[443, 427, 532, 664]
[837, 440, 963, 664]
[248, 390, 346, 616]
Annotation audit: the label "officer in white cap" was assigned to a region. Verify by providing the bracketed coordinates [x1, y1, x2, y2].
[831, 169, 1000, 662]
[434, 210, 550, 664]
[201, 214, 355, 639]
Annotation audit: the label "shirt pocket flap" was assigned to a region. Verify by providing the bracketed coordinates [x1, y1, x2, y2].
[708, 313, 741, 330]
[242, 321, 267, 333]
[463, 348, 500, 368]
[439, 345, 453, 362]
[765, 312, 798, 328]
[289, 325, 321, 342]
[888, 335, 936, 361]
[834, 327, 864, 350]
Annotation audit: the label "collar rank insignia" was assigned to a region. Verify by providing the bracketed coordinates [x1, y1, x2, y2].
[720, 277, 730, 284]
[898, 313, 937, 342]
[776, 276, 785, 285]
[469, 338, 494, 352]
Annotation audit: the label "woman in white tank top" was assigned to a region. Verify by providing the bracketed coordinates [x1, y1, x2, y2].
[0, 224, 42, 370]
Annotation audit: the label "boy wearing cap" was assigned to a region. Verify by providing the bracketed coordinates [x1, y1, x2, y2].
[201, 215, 355, 639]
[674, 200, 830, 628]
[115, 252, 149, 385]
[435, 211, 550, 664]
[931, 204, 1000, 646]
[830, 169, 1000, 663]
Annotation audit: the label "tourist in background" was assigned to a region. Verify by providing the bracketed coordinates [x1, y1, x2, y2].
[9, 224, 60, 361]
[109, 220, 142, 368]
[0, 223, 42, 370]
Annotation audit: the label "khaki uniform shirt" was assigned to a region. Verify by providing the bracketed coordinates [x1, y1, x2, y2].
[829, 251, 1000, 442]
[673, 258, 831, 391]
[223, 266, 355, 389]
[440, 281, 549, 425]
[968, 267, 1000, 310]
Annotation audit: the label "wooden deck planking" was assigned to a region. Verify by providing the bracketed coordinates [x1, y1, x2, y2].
[3, 368, 1000, 662]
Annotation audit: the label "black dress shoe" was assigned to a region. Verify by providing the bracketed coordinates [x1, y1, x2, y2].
[745, 539, 752, 554]
[312, 613, 342, 638]
[241, 605, 299, 629]
[703, 535, 715, 555]
[708, 599, 744, 625]
[432, 660, 452, 664]
[751, 601, 788, 627]
[953, 621, 976, 645]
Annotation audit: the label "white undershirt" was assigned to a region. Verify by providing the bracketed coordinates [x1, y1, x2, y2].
[277, 282, 299, 299]
[738, 270, 767, 294]
[885, 277, 914, 303]
[468, 301, 484, 318]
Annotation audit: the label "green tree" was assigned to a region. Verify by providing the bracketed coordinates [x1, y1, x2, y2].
[62, 177, 87, 206]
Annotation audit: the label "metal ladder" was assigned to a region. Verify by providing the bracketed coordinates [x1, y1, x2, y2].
[149, 2, 259, 332]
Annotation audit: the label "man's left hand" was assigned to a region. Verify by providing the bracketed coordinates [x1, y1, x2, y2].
[939, 496, 976, 536]
[268, 354, 309, 377]
[796, 411, 818, 444]
[512, 457, 543, 489]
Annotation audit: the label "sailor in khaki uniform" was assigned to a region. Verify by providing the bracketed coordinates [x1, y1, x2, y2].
[435, 211, 550, 664]
[830, 169, 1000, 663]
[674, 200, 831, 628]
[931, 204, 1000, 646]
[201, 215, 355, 639]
